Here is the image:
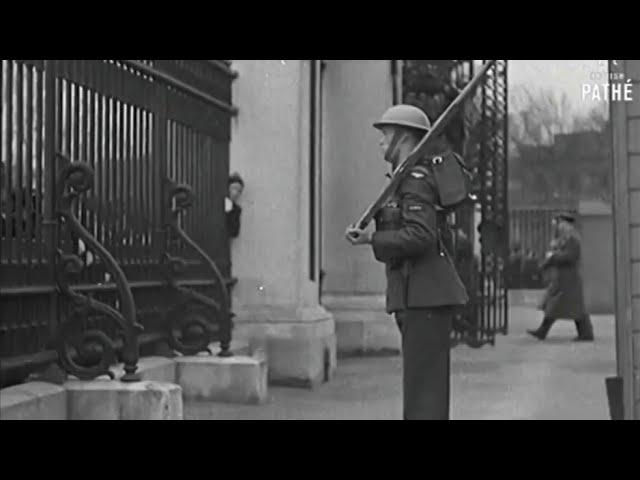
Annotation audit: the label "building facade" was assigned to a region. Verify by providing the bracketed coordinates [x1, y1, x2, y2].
[228, 60, 400, 384]
[610, 60, 640, 419]
[227, 59, 508, 382]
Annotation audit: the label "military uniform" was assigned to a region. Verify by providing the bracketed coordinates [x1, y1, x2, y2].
[371, 157, 468, 420]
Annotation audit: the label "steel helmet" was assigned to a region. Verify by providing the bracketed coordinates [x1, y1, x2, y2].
[373, 104, 431, 133]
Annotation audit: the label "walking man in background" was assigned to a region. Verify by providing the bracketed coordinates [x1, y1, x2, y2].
[528, 212, 594, 342]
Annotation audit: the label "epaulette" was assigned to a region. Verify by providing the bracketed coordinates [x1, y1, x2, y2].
[406, 162, 444, 211]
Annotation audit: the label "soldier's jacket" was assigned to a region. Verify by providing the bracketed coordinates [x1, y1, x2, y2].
[372, 158, 469, 314]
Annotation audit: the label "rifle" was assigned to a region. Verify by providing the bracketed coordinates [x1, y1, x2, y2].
[348, 60, 496, 232]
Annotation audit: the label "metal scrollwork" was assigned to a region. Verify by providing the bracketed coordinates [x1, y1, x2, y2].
[164, 179, 233, 357]
[55, 153, 142, 381]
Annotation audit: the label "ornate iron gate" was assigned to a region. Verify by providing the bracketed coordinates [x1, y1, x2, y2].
[1, 60, 237, 386]
[401, 60, 509, 347]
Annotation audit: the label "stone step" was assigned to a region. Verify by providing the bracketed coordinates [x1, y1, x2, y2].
[4, 339, 257, 419]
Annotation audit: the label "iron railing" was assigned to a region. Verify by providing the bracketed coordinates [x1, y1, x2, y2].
[509, 207, 579, 259]
[0, 60, 236, 387]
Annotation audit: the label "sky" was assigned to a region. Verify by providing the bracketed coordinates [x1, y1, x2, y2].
[508, 60, 608, 115]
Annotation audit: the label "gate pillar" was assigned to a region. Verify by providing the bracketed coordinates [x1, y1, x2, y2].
[228, 60, 336, 388]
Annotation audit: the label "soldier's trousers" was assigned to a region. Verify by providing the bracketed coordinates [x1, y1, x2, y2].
[395, 307, 453, 420]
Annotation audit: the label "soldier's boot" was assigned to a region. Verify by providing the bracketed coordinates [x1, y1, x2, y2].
[527, 317, 555, 340]
[573, 316, 595, 342]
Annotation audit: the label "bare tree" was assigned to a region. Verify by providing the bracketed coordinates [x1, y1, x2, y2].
[509, 85, 575, 148]
[572, 102, 609, 132]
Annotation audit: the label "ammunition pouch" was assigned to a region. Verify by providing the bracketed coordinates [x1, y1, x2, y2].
[375, 204, 402, 232]
[375, 204, 403, 270]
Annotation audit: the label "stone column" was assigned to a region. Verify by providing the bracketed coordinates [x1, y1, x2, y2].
[320, 60, 400, 356]
[228, 60, 335, 388]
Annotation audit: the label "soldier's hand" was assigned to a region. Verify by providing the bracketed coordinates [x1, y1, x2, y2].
[345, 225, 372, 245]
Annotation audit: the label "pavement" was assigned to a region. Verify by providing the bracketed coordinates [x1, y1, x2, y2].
[185, 305, 617, 420]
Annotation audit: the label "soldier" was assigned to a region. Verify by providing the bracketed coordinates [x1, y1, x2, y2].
[345, 105, 468, 420]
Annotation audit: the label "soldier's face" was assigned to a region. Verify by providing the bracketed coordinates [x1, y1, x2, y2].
[379, 127, 412, 164]
[379, 127, 395, 162]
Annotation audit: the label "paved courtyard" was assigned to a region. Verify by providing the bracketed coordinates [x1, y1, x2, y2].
[186, 306, 617, 420]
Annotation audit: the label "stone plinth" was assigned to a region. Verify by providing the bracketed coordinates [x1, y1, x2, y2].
[0, 382, 67, 420]
[65, 380, 183, 420]
[175, 355, 267, 404]
[233, 305, 337, 388]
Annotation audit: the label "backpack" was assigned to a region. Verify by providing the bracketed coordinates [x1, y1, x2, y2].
[416, 151, 475, 213]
